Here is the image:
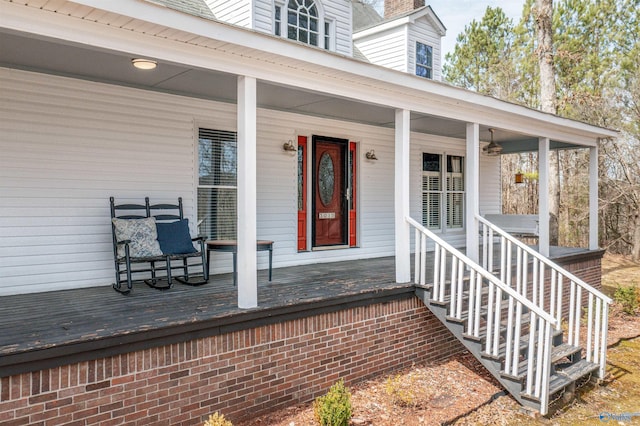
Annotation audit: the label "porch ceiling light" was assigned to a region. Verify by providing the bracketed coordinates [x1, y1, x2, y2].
[131, 58, 157, 70]
[482, 128, 503, 156]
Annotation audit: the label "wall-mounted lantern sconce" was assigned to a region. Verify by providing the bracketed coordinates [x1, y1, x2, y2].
[283, 139, 297, 152]
[365, 149, 378, 161]
[515, 172, 524, 184]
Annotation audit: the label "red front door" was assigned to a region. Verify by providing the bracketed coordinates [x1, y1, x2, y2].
[314, 138, 347, 247]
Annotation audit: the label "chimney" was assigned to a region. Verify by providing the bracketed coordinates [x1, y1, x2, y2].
[384, 0, 425, 19]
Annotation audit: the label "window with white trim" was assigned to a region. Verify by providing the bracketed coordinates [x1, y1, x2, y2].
[198, 128, 237, 240]
[324, 19, 333, 50]
[416, 42, 433, 79]
[274, 2, 283, 36]
[422, 153, 465, 230]
[287, 0, 319, 46]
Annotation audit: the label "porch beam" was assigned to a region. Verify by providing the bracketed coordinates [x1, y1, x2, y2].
[237, 75, 258, 309]
[395, 109, 411, 283]
[538, 137, 550, 257]
[589, 145, 599, 250]
[465, 123, 480, 262]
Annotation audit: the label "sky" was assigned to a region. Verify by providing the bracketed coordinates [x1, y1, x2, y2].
[427, 1, 525, 57]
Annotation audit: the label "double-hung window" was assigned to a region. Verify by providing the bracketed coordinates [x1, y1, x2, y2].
[324, 19, 334, 50]
[416, 42, 433, 79]
[422, 153, 465, 230]
[198, 128, 237, 240]
[275, 3, 283, 36]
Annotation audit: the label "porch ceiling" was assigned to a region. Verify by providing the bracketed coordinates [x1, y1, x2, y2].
[0, 29, 587, 151]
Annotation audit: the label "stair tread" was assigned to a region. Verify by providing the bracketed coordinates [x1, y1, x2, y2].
[467, 327, 562, 349]
[522, 360, 598, 402]
[551, 343, 581, 363]
[437, 287, 494, 305]
[523, 373, 574, 401]
[414, 284, 433, 291]
[557, 359, 599, 380]
[457, 309, 531, 326]
[478, 334, 530, 360]
[502, 342, 585, 380]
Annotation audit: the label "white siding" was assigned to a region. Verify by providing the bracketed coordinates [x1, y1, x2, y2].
[253, 0, 273, 33]
[408, 18, 443, 81]
[0, 68, 234, 295]
[323, 0, 353, 56]
[205, 0, 252, 28]
[353, 26, 408, 72]
[479, 154, 502, 215]
[0, 67, 497, 295]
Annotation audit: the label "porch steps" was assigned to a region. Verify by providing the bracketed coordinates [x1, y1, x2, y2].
[415, 284, 599, 414]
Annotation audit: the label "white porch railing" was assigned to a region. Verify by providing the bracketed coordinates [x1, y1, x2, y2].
[406, 217, 557, 413]
[477, 215, 611, 378]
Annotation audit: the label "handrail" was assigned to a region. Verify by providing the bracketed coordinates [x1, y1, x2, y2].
[477, 214, 610, 378]
[406, 216, 557, 325]
[477, 215, 612, 304]
[407, 216, 556, 414]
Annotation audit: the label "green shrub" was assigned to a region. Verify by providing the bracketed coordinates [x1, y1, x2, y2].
[313, 379, 352, 426]
[614, 285, 639, 315]
[203, 412, 233, 426]
[384, 374, 416, 407]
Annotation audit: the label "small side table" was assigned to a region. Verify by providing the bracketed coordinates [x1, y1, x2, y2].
[206, 240, 273, 286]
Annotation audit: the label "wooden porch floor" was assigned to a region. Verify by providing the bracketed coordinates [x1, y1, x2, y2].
[0, 256, 411, 376]
[0, 246, 593, 376]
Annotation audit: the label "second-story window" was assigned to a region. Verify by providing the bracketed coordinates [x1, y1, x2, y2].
[416, 42, 433, 79]
[287, 0, 319, 46]
[324, 19, 334, 50]
[275, 4, 283, 36]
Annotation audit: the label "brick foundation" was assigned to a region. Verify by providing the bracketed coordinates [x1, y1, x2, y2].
[0, 297, 464, 425]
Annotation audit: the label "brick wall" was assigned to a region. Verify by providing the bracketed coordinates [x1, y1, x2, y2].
[0, 297, 464, 425]
[384, 0, 425, 19]
[557, 255, 603, 291]
[505, 252, 603, 321]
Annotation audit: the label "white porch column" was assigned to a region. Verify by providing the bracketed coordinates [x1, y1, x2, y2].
[237, 75, 258, 308]
[538, 137, 550, 257]
[465, 123, 480, 262]
[589, 145, 599, 250]
[395, 109, 411, 283]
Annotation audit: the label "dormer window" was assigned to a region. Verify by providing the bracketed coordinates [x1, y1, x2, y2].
[275, 4, 283, 36]
[324, 20, 333, 50]
[287, 0, 319, 46]
[416, 42, 433, 79]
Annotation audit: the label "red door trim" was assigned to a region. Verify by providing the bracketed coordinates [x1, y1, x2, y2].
[349, 142, 357, 247]
[297, 136, 307, 251]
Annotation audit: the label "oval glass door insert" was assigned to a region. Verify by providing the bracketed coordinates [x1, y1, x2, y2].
[318, 152, 334, 206]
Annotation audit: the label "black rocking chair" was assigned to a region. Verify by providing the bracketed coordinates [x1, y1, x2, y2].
[110, 197, 209, 294]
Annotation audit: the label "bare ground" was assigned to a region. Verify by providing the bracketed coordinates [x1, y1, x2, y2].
[237, 254, 640, 426]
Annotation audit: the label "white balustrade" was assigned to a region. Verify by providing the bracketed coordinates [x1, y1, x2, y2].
[407, 216, 556, 414]
[476, 215, 611, 379]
